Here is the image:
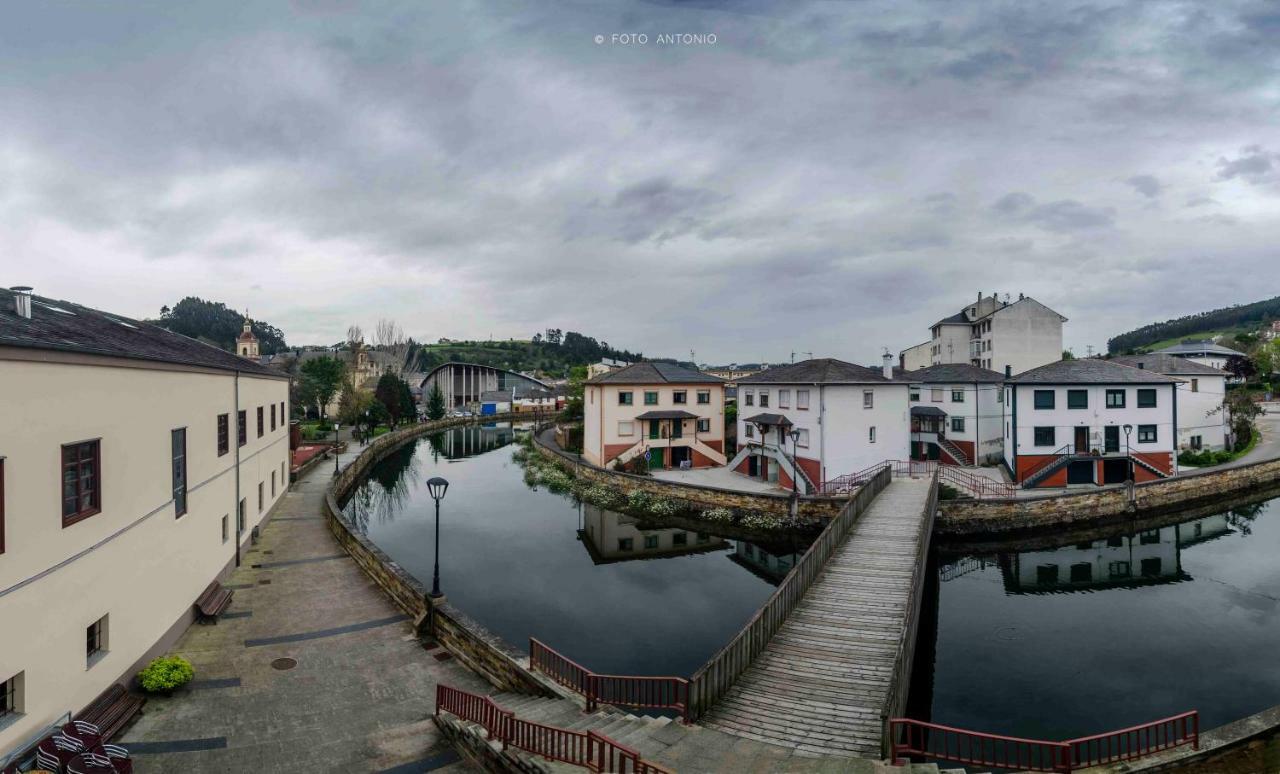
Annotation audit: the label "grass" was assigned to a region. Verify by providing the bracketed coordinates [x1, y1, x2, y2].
[1137, 328, 1246, 352]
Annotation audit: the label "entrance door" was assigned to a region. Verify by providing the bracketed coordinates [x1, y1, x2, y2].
[646, 447, 665, 470]
[1074, 427, 1089, 454]
[1104, 426, 1120, 454]
[670, 420, 683, 439]
[1103, 458, 1128, 484]
[748, 454, 759, 477]
[1067, 460, 1095, 485]
[670, 446, 691, 468]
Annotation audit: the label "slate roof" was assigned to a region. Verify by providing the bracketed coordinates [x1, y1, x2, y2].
[1155, 340, 1245, 357]
[738, 358, 893, 385]
[585, 361, 724, 385]
[1110, 354, 1227, 376]
[931, 310, 971, 327]
[908, 363, 1006, 383]
[910, 406, 948, 417]
[635, 410, 700, 420]
[743, 412, 793, 426]
[1007, 359, 1181, 384]
[0, 287, 285, 378]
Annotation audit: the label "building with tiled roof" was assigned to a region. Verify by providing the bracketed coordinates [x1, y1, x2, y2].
[1111, 354, 1231, 451]
[903, 363, 1007, 465]
[917, 292, 1066, 376]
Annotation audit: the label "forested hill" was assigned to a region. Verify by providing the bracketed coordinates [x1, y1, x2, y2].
[407, 331, 641, 376]
[1108, 294, 1280, 354]
[148, 297, 288, 355]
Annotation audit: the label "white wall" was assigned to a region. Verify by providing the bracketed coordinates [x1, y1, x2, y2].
[900, 342, 932, 372]
[1004, 383, 1178, 468]
[930, 323, 970, 365]
[0, 357, 290, 752]
[987, 299, 1063, 376]
[583, 383, 725, 466]
[909, 381, 1004, 463]
[1175, 374, 1228, 450]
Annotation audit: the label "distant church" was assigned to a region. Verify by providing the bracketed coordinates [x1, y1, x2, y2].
[237, 318, 259, 359]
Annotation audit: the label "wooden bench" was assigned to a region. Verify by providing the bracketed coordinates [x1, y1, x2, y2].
[75, 683, 145, 743]
[194, 580, 234, 624]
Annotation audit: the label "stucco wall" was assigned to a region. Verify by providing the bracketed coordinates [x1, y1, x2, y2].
[0, 359, 289, 752]
[582, 382, 725, 467]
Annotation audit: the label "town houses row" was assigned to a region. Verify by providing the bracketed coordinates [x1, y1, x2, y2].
[584, 292, 1234, 494]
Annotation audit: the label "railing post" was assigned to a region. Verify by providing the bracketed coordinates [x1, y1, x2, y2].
[586, 673, 598, 713]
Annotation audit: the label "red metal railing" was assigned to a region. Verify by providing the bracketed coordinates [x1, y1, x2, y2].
[530, 638, 689, 720]
[890, 711, 1199, 773]
[936, 465, 1016, 499]
[436, 684, 671, 773]
[822, 459, 1015, 499]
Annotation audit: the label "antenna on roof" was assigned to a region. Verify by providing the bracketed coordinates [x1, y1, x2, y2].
[790, 351, 795, 363]
[803, 351, 813, 360]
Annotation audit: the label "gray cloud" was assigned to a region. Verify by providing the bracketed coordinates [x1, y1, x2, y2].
[1125, 175, 1163, 198]
[993, 193, 1115, 232]
[1216, 146, 1278, 184]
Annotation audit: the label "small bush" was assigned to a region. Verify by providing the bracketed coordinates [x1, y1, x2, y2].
[648, 497, 680, 517]
[938, 483, 960, 501]
[138, 655, 194, 694]
[701, 507, 734, 523]
[627, 489, 652, 510]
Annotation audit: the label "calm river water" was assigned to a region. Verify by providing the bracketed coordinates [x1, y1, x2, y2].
[926, 495, 1280, 741]
[341, 423, 801, 677]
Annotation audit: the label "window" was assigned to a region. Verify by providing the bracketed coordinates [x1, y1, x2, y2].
[697, 390, 711, 404]
[1137, 424, 1157, 443]
[863, 390, 873, 409]
[644, 535, 659, 549]
[697, 418, 711, 433]
[796, 428, 810, 448]
[281, 401, 286, 424]
[931, 388, 943, 402]
[618, 391, 633, 406]
[217, 413, 229, 456]
[644, 391, 659, 405]
[1067, 390, 1088, 409]
[1034, 390, 1055, 409]
[272, 470, 277, 498]
[696, 532, 709, 544]
[238, 498, 246, 535]
[745, 424, 755, 438]
[1141, 557, 1163, 577]
[796, 390, 809, 410]
[257, 406, 264, 438]
[868, 426, 876, 443]
[951, 389, 964, 403]
[258, 482, 264, 513]
[910, 390, 920, 402]
[0, 459, 4, 556]
[1137, 389, 1157, 408]
[951, 417, 965, 433]
[271, 404, 277, 431]
[1034, 427, 1055, 446]
[86, 615, 108, 665]
[744, 390, 754, 406]
[778, 389, 790, 408]
[997, 389, 1004, 404]
[222, 515, 229, 543]
[1190, 435, 1203, 450]
[618, 538, 634, 552]
[618, 421, 635, 436]
[238, 410, 247, 446]
[673, 390, 687, 404]
[1140, 529, 1160, 544]
[759, 391, 770, 408]
[673, 532, 687, 546]
[1106, 389, 1126, 408]
[1070, 563, 1093, 583]
[61, 440, 101, 526]
[1, 673, 22, 720]
[1108, 561, 1131, 579]
[1107, 536, 1124, 547]
[1190, 378, 1199, 393]
[172, 429, 187, 518]
[1036, 565, 1059, 584]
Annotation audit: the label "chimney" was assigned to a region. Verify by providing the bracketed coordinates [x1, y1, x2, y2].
[11, 286, 32, 319]
[882, 352, 894, 380]
[1005, 364, 1012, 378]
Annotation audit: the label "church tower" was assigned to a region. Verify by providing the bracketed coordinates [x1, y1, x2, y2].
[237, 317, 260, 359]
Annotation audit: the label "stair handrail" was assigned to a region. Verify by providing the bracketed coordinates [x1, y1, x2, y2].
[1020, 443, 1075, 485]
[530, 638, 690, 719]
[436, 683, 674, 774]
[889, 710, 1199, 773]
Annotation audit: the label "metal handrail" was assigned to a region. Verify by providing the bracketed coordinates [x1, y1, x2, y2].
[436, 684, 673, 774]
[1019, 443, 1075, 484]
[530, 638, 690, 719]
[890, 710, 1199, 773]
[685, 465, 894, 720]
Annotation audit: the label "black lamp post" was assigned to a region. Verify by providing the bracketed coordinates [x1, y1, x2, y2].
[788, 427, 801, 496]
[427, 477, 449, 600]
[1123, 424, 1134, 481]
[333, 422, 341, 473]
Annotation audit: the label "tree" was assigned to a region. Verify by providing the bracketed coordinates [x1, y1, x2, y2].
[1250, 339, 1279, 382]
[149, 297, 287, 354]
[399, 378, 417, 421]
[562, 365, 588, 421]
[1061, 349, 1076, 360]
[1218, 390, 1262, 452]
[426, 382, 446, 420]
[337, 376, 375, 429]
[375, 372, 408, 428]
[299, 356, 347, 419]
[375, 318, 410, 374]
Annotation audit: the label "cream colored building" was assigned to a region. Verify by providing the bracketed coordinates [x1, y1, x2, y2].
[582, 362, 727, 470]
[0, 286, 291, 755]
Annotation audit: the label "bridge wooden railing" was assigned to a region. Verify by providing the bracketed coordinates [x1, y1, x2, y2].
[435, 684, 672, 773]
[685, 465, 894, 720]
[529, 638, 689, 719]
[889, 711, 1199, 773]
[879, 469, 940, 756]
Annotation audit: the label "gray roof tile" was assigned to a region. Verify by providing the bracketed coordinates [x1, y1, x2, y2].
[1008, 358, 1181, 384]
[1110, 354, 1227, 376]
[739, 358, 893, 384]
[585, 361, 724, 385]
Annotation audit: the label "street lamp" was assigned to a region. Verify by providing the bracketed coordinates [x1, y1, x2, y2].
[788, 428, 801, 496]
[333, 422, 341, 473]
[1122, 424, 1134, 481]
[426, 477, 449, 601]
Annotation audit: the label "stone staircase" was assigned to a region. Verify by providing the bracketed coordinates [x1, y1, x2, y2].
[937, 437, 970, 466]
[436, 689, 989, 773]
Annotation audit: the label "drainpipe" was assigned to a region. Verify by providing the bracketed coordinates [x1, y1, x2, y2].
[817, 384, 826, 485]
[973, 381, 979, 465]
[234, 370, 242, 568]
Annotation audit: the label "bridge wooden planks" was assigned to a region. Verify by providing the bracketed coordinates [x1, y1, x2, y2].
[702, 478, 935, 758]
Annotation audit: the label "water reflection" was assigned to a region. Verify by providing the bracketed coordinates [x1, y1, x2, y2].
[925, 496, 1280, 741]
[424, 422, 518, 460]
[579, 504, 730, 563]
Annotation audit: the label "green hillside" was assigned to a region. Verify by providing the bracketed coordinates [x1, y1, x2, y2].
[406, 332, 641, 377]
[1108, 295, 1280, 354]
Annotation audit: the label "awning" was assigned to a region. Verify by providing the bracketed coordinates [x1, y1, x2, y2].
[635, 410, 699, 420]
[910, 406, 947, 417]
[744, 412, 793, 426]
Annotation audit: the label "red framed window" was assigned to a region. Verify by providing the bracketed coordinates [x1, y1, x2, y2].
[257, 407, 264, 438]
[217, 413, 229, 457]
[61, 440, 101, 526]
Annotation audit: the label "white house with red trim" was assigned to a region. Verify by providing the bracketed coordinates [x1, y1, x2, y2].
[728, 357, 910, 493]
[1111, 354, 1231, 451]
[905, 363, 1006, 465]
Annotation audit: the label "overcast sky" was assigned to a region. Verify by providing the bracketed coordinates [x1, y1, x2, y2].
[3, 1, 1279, 363]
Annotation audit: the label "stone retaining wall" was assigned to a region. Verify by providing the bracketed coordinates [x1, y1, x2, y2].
[322, 411, 558, 697]
[533, 432, 846, 520]
[939, 457, 1280, 536]
[1086, 704, 1280, 773]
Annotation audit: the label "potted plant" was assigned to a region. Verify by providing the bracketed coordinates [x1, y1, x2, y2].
[137, 655, 195, 696]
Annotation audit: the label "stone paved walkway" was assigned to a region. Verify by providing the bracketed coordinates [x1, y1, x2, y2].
[119, 436, 485, 773]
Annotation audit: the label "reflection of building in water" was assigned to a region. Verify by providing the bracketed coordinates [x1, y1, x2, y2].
[428, 423, 514, 459]
[729, 542, 801, 584]
[996, 515, 1232, 594]
[579, 504, 729, 564]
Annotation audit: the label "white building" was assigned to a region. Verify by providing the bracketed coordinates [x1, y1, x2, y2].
[899, 341, 932, 372]
[1153, 339, 1246, 374]
[729, 357, 910, 493]
[1003, 359, 1180, 488]
[927, 292, 1066, 375]
[1112, 354, 1231, 451]
[0, 286, 291, 753]
[586, 358, 630, 380]
[906, 364, 1006, 465]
